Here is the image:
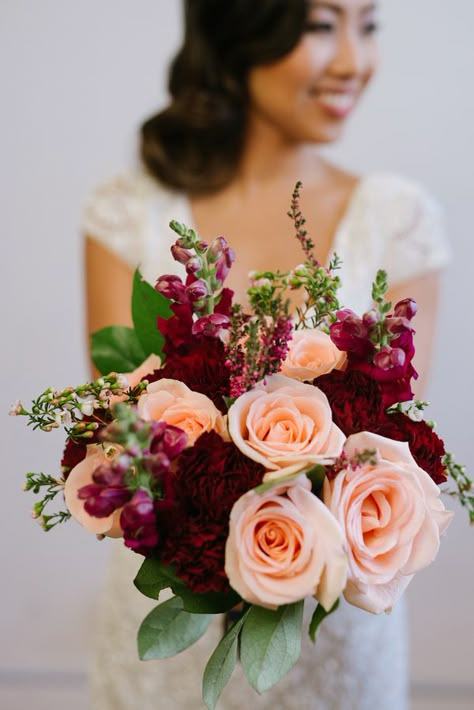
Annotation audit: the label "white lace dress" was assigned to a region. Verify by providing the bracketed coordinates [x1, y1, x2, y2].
[82, 171, 450, 710]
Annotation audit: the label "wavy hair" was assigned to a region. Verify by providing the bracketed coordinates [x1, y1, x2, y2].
[140, 0, 308, 194]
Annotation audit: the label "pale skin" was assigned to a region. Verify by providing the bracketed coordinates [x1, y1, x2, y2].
[86, 0, 441, 396]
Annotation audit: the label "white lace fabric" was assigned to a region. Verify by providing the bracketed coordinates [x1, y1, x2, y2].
[83, 171, 450, 710]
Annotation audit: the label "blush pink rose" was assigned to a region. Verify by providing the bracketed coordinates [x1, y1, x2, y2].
[324, 431, 453, 614]
[225, 475, 347, 609]
[281, 329, 346, 382]
[228, 374, 345, 478]
[137, 378, 226, 445]
[64, 444, 123, 537]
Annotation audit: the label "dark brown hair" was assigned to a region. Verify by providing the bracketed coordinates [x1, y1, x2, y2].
[140, 0, 308, 194]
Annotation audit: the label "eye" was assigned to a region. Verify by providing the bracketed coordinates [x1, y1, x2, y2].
[305, 21, 336, 33]
[362, 21, 379, 35]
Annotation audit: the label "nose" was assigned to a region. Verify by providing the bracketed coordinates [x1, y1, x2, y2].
[331, 29, 366, 79]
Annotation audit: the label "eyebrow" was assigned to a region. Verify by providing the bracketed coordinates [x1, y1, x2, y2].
[310, 2, 377, 13]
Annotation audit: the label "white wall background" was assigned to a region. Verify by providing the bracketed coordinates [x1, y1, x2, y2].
[1, 2, 473, 709]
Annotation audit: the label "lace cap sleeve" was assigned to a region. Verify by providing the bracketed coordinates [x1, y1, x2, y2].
[82, 173, 156, 268]
[379, 175, 451, 286]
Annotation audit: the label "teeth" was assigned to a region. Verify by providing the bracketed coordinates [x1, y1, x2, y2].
[318, 93, 354, 111]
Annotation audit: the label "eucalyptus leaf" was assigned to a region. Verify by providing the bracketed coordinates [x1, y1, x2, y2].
[91, 325, 147, 375]
[134, 558, 182, 600]
[202, 609, 249, 709]
[240, 601, 304, 693]
[137, 596, 212, 661]
[309, 598, 340, 643]
[131, 269, 171, 359]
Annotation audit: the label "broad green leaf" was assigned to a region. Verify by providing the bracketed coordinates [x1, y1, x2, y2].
[137, 596, 212, 661]
[131, 269, 171, 359]
[202, 609, 250, 710]
[134, 559, 241, 613]
[178, 587, 241, 615]
[253, 464, 326, 496]
[240, 601, 304, 693]
[134, 559, 182, 600]
[91, 325, 147, 375]
[308, 598, 340, 643]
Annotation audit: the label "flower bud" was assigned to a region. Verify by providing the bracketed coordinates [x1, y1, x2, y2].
[171, 243, 193, 265]
[394, 298, 418, 320]
[374, 346, 406, 370]
[121, 490, 158, 553]
[192, 313, 230, 339]
[185, 256, 203, 275]
[186, 279, 209, 302]
[155, 274, 188, 303]
[362, 309, 378, 327]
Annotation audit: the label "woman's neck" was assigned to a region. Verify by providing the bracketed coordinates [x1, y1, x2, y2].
[232, 110, 328, 194]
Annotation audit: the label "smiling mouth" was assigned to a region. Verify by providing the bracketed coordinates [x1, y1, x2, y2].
[313, 91, 357, 118]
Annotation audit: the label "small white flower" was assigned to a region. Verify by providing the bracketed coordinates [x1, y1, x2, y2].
[8, 400, 23, 416]
[78, 396, 97, 416]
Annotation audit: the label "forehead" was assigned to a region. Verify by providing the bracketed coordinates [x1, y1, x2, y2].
[308, 0, 377, 12]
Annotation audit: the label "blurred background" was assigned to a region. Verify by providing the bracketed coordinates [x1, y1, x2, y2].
[1, 1, 473, 708]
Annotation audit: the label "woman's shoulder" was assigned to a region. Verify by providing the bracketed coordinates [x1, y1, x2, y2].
[82, 171, 186, 270]
[353, 171, 450, 284]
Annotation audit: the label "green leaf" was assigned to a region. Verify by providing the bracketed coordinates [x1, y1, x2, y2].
[134, 559, 241, 614]
[240, 601, 304, 693]
[137, 596, 212, 661]
[308, 598, 339, 643]
[91, 325, 147, 375]
[178, 587, 242, 615]
[202, 609, 250, 710]
[131, 269, 171, 359]
[134, 558, 182, 600]
[253, 464, 326, 496]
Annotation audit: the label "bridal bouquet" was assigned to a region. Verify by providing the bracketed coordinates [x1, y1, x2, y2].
[12, 185, 471, 708]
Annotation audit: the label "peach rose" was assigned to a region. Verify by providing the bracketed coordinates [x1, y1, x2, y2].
[64, 444, 122, 537]
[227, 374, 345, 478]
[281, 329, 346, 382]
[137, 378, 226, 445]
[324, 431, 453, 614]
[225, 475, 347, 610]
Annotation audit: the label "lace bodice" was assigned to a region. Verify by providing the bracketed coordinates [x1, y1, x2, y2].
[83, 171, 450, 710]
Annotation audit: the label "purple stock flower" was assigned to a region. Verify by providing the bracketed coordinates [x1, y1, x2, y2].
[155, 275, 188, 304]
[121, 490, 159, 554]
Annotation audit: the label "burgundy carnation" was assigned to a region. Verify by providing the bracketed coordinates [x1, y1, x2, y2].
[161, 431, 265, 593]
[61, 438, 87, 480]
[315, 369, 386, 435]
[376, 413, 447, 484]
[147, 338, 230, 413]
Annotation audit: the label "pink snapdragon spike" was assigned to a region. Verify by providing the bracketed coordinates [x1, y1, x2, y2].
[78, 482, 131, 518]
[330, 310, 372, 356]
[394, 298, 418, 320]
[155, 274, 188, 304]
[171, 243, 193, 265]
[373, 346, 406, 370]
[150, 423, 188, 461]
[192, 313, 230, 338]
[120, 490, 158, 554]
[186, 279, 209, 303]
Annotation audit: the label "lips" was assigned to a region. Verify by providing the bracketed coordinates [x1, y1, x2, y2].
[313, 90, 358, 119]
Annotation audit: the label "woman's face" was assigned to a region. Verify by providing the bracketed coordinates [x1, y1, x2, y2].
[247, 0, 379, 144]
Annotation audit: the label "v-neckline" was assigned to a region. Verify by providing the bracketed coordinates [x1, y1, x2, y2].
[178, 174, 370, 268]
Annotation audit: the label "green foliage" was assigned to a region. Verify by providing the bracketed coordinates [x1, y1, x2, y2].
[137, 596, 212, 661]
[202, 609, 250, 709]
[134, 558, 241, 614]
[308, 598, 339, 642]
[91, 325, 147, 375]
[131, 269, 171, 360]
[443, 452, 473, 524]
[240, 601, 304, 693]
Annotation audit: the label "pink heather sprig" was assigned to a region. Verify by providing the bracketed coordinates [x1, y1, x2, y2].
[287, 181, 319, 267]
[155, 220, 235, 339]
[326, 448, 378, 481]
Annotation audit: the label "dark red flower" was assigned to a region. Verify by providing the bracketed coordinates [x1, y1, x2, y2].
[61, 438, 87, 480]
[376, 413, 447, 484]
[157, 302, 195, 357]
[161, 431, 265, 593]
[314, 369, 386, 435]
[147, 338, 230, 412]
